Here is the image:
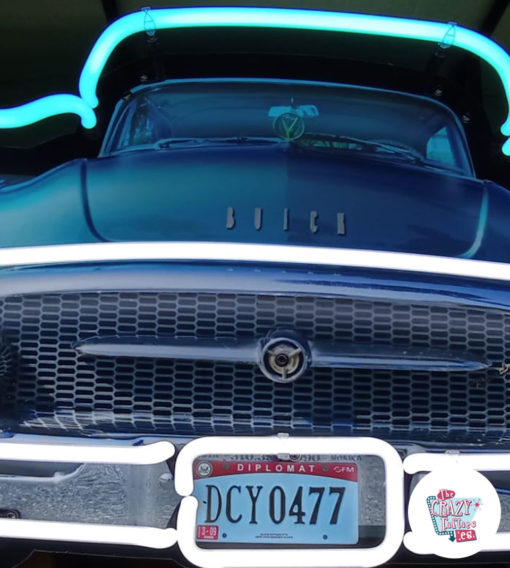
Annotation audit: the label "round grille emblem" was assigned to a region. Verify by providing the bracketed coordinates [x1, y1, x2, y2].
[259, 332, 309, 383]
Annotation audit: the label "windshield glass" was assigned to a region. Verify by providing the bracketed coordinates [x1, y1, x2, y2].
[103, 80, 473, 175]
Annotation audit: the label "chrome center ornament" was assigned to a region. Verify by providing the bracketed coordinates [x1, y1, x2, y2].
[259, 331, 309, 383]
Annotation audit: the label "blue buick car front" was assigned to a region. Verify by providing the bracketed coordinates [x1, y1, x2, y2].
[0, 7, 509, 568]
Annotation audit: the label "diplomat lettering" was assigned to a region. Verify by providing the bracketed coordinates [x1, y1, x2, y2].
[226, 207, 346, 235]
[236, 463, 316, 473]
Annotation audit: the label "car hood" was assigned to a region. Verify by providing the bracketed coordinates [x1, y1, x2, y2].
[85, 145, 487, 258]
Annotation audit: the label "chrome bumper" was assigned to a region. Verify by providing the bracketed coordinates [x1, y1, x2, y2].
[0, 434, 507, 567]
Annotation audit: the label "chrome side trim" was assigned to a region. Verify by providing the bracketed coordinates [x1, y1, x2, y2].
[311, 342, 490, 372]
[75, 335, 260, 363]
[459, 186, 489, 259]
[75, 335, 490, 373]
[0, 242, 508, 282]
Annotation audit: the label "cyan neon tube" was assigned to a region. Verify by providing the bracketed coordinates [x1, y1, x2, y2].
[0, 93, 97, 129]
[3, 7, 510, 154]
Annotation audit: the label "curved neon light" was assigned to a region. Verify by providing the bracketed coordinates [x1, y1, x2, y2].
[2, 7, 510, 154]
[1, 241, 510, 282]
[0, 94, 96, 129]
[0, 437, 175, 464]
[0, 519, 177, 549]
[79, 9, 510, 121]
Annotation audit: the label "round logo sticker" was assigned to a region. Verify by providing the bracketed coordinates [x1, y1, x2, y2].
[196, 461, 213, 478]
[405, 465, 500, 559]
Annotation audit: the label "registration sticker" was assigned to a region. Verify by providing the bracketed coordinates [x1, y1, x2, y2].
[193, 460, 358, 545]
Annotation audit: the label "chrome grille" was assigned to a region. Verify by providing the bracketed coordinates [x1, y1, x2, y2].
[0, 291, 506, 440]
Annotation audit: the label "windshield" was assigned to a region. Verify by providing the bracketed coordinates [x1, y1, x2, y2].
[102, 79, 473, 175]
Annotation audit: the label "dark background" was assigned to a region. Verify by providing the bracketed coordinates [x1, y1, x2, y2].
[0, 0, 509, 185]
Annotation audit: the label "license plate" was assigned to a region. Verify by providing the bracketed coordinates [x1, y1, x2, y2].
[193, 459, 359, 545]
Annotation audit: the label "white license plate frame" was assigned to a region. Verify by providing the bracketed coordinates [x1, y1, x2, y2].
[174, 436, 404, 568]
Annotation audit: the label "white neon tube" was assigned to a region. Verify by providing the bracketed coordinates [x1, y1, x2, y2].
[404, 452, 510, 474]
[0, 437, 176, 548]
[174, 436, 404, 568]
[487, 533, 510, 551]
[0, 241, 509, 283]
[0, 518, 177, 549]
[0, 437, 174, 465]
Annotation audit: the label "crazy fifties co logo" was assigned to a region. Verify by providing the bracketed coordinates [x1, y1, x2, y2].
[406, 466, 501, 559]
[427, 489, 481, 543]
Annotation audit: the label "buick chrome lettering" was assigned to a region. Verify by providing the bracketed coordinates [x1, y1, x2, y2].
[226, 207, 347, 235]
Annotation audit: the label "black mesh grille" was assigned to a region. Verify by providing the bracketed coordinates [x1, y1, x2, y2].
[0, 292, 507, 441]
